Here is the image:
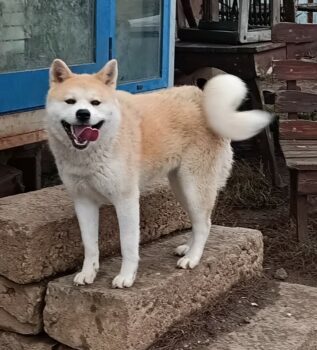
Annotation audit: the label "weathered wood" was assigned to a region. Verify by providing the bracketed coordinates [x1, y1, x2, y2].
[180, 0, 197, 28]
[297, 4, 317, 12]
[289, 169, 298, 218]
[296, 194, 308, 241]
[271, 0, 281, 25]
[283, 0, 296, 22]
[286, 40, 317, 59]
[273, 22, 317, 241]
[276, 91, 317, 114]
[285, 79, 299, 119]
[238, 0, 251, 43]
[272, 23, 317, 44]
[281, 150, 317, 158]
[177, 0, 187, 28]
[211, 0, 219, 21]
[273, 59, 317, 81]
[280, 139, 317, 150]
[285, 158, 317, 170]
[0, 110, 44, 139]
[280, 120, 317, 140]
[298, 171, 317, 194]
[0, 130, 47, 151]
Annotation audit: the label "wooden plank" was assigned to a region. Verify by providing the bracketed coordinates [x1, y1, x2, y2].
[272, 23, 317, 44]
[280, 120, 317, 140]
[211, 0, 219, 21]
[270, 0, 281, 26]
[0, 130, 47, 151]
[297, 4, 317, 12]
[280, 139, 317, 147]
[275, 91, 317, 113]
[282, 150, 317, 158]
[296, 194, 308, 241]
[298, 171, 317, 194]
[273, 59, 317, 80]
[180, 0, 197, 28]
[286, 157, 317, 170]
[286, 41, 317, 59]
[281, 143, 317, 151]
[283, 0, 296, 22]
[289, 169, 298, 218]
[238, 0, 250, 43]
[0, 110, 44, 138]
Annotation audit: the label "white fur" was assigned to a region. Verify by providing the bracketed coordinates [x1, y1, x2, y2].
[46, 64, 271, 289]
[203, 74, 272, 141]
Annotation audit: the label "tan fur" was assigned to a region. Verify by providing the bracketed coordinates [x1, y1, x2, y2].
[46, 60, 265, 288]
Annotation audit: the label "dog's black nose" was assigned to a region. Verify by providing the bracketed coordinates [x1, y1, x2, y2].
[76, 109, 90, 122]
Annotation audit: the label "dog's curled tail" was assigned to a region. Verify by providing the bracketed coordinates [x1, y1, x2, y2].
[203, 74, 272, 141]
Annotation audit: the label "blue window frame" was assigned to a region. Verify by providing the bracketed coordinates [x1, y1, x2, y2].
[113, 0, 171, 94]
[0, 0, 172, 114]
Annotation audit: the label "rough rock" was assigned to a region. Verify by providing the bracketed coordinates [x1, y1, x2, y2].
[0, 331, 57, 350]
[0, 276, 45, 334]
[274, 267, 288, 281]
[206, 283, 317, 350]
[44, 226, 263, 350]
[0, 185, 190, 284]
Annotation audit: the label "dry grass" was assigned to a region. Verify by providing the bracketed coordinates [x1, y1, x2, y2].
[214, 157, 317, 285]
[218, 159, 286, 210]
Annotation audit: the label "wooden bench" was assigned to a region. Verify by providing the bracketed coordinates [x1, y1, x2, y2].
[0, 111, 47, 193]
[272, 23, 317, 241]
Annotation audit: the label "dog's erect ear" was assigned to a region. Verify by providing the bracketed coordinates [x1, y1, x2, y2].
[50, 59, 73, 85]
[95, 59, 118, 88]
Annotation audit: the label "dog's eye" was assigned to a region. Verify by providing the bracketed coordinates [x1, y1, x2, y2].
[91, 100, 101, 106]
[65, 99, 76, 105]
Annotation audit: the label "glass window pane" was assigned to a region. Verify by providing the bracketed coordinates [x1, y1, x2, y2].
[0, 0, 95, 73]
[116, 0, 162, 84]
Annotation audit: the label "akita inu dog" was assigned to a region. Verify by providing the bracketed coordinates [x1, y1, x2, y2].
[46, 59, 271, 288]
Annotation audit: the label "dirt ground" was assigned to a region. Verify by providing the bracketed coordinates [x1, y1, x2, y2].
[149, 153, 317, 350]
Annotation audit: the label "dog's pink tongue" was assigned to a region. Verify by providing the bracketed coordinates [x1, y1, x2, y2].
[73, 126, 99, 142]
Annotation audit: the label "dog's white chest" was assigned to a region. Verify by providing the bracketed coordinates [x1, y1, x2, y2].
[59, 150, 128, 205]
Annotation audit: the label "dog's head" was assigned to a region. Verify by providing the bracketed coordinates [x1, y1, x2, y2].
[46, 59, 120, 150]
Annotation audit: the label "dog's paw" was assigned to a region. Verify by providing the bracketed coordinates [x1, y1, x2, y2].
[174, 244, 190, 256]
[112, 273, 135, 289]
[74, 268, 97, 286]
[177, 255, 200, 269]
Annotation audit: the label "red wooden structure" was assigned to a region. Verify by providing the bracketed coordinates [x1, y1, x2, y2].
[272, 22, 317, 241]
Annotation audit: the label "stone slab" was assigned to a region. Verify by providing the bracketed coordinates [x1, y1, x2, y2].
[206, 283, 317, 350]
[44, 226, 263, 350]
[0, 331, 57, 350]
[0, 276, 45, 334]
[0, 185, 190, 284]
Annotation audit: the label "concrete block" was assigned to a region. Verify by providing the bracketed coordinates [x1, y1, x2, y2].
[0, 331, 57, 350]
[0, 185, 189, 283]
[44, 226, 263, 350]
[0, 276, 45, 334]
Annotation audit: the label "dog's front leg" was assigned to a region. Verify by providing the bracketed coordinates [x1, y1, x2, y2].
[73, 197, 100, 285]
[112, 194, 140, 288]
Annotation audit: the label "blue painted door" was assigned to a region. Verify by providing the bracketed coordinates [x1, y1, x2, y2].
[0, 0, 172, 114]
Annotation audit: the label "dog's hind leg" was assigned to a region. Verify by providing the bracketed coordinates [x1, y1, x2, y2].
[168, 170, 192, 256]
[171, 167, 218, 269]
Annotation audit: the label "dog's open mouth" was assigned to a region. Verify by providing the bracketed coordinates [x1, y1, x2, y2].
[61, 120, 104, 150]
